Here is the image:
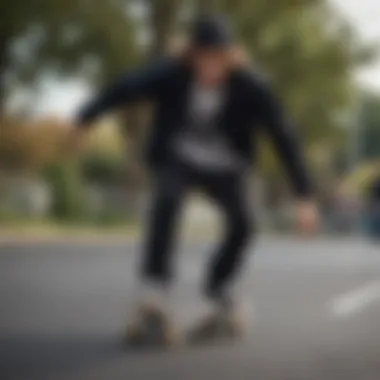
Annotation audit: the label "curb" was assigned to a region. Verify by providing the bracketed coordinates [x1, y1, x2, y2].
[0, 231, 363, 246]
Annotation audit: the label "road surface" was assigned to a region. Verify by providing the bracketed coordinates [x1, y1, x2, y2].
[0, 237, 379, 380]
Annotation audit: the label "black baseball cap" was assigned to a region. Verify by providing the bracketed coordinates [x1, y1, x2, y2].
[189, 15, 234, 49]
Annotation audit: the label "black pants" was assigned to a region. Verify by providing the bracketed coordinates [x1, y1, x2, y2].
[142, 160, 254, 300]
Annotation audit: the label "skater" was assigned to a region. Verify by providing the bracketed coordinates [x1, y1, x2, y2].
[71, 15, 318, 345]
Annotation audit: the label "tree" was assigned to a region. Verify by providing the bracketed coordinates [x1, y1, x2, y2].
[1, 0, 139, 113]
[149, 0, 183, 56]
[195, 0, 219, 14]
[236, 1, 368, 143]
[118, 0, 183, 195]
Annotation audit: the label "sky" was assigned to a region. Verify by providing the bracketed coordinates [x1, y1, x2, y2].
[331, 0, 380, 89]
[33, 0, 380, 118]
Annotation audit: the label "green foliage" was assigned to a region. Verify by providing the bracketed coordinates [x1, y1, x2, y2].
[360, 93, 380, 160]
[97, 207, 131, 227]
[232, 0, 362, 142]
[2, 0, 139, 102]
[44, 161, 86, 221]
[43, 156, 132, 225]
[82, 153, 125, 184]
[341, 160, 380, 196]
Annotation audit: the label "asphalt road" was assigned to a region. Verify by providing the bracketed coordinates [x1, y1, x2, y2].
[0, 237, 380, 380]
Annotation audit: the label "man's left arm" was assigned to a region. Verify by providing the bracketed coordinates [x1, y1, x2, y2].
[256, 82, 312, 197]
[254, 77, 318, 233]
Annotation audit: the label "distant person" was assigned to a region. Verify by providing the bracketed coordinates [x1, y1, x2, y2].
[70, 15, 318, 345]
[367, 167, 380, 239]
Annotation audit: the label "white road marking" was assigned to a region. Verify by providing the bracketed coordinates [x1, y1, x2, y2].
[329, 281, 380, 319]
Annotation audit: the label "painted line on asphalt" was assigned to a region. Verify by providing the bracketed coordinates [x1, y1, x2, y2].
[329, 281, 380, 319]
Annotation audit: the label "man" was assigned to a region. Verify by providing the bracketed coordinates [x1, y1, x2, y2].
[71, 15, 318, 344]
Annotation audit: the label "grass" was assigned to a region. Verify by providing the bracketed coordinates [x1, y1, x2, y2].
[0, 219, 140, 240]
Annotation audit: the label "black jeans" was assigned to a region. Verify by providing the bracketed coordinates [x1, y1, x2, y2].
[142, 160, 254, 300]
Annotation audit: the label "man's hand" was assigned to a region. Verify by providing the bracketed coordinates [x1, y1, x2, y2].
[297, 200, 319, 235]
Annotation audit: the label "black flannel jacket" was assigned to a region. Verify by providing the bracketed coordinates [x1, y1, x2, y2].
[77, 57, 313, 196]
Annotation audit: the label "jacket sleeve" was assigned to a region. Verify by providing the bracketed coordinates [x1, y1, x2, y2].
[254, 77, 314, 198]
[76, 58, 172, 127]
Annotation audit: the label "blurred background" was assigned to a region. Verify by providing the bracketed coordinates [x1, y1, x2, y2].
[2, 3, 380, 380]
[1, 0, 380, 238]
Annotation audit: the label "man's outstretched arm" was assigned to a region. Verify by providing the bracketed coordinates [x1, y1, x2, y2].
[76, 58, 173, 127]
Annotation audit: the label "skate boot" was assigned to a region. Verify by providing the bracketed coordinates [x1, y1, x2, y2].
[186, 299, 246, 345]
[124, 302, 179, 348]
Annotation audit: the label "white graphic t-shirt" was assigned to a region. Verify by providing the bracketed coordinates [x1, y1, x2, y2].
[174, 83, 243, 171]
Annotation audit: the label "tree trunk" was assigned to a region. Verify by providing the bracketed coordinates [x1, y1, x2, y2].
[150, 0, 182, 57]
[121, 0, 183, 215]
[0, 37, 8, 115]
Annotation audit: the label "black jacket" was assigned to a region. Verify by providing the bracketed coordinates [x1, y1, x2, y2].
[77, 57, 312, 197]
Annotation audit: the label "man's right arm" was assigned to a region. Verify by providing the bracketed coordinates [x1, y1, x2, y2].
[76, 58, 174, 128]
